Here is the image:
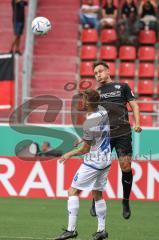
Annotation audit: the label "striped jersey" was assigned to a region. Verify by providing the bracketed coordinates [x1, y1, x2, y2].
[83, 105, 111, 170]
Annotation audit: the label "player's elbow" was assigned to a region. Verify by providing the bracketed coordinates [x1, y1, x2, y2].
[81, 145, 91, 154]
[129, 101, 139, 111]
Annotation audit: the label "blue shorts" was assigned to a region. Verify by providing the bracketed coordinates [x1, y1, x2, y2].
[14, 21, 24, 36]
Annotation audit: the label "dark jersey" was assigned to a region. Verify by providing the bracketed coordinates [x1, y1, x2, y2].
[122, 2, 137, 17]
[12, 0, 27, 22]
[141, 3, 156, 17]
[98, 82, 135, 138]
[103, 5, 117, 15]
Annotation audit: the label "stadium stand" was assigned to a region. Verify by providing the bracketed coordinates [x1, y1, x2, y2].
[80, 61, 94, 77]
[30, 0, 80, 124]
[138, 46, 156, 61]
[119, 46, 136, 61]
[139, 30, 156, 45]
[99, 46, 117, 61]
[138, 97, 154, 112]
[138, 80, 154, 95]
[119, 62, 136, 78]
[140, 115, 153, 127]
[0, 0, 25, 121]
[78, 0, 159, 127]
[120, 79, 135, 91]
[81, 29, 98, 44]
[0, 0, 159, 127]
[80, 45, 97, 60]
[100, 29, 118, 44]
[138, 63, 155, 78]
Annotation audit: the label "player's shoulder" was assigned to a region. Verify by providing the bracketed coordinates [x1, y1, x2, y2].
[98, 105, 108, 116]
[83, 107, 107, 128]
[113, 82, 128, 88]
[112, 82, 131, 91]
[97, 82, 128, 90]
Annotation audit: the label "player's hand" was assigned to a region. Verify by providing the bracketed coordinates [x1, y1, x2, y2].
[58, 153, 70, 164]
[134, 125, 142, 133]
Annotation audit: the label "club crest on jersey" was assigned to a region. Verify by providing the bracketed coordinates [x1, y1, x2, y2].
[131, 90, 135, 97]
[114, 85, 121, 89]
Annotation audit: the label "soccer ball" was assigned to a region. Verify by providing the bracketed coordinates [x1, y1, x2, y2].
[31, 17, 51, 35]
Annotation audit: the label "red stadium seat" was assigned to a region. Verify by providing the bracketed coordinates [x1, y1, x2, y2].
[82, 0, 100, 5]
[120, 79, 135, 91]
[119, 46, 136, 61]
[120, 0, 138, 4]
[81, 29, 98, 44]
[119, 63, 135, 78]
[140, 115, 153, 127]
[138, 80, 154, 95]
[139, 30, 156, 44]
[138, 47, 155, 61]
[138, 63, 155, 78]
[102, 0, 119, 7]
[80, 62, 94, 77]
[107, 62, 116, 77]
[80, 45, 97, 60]
[92, 0, 100, 5]
[137, 97, 154, 112]
[100, 29, 117, 44]
[99, 46, 117, 60]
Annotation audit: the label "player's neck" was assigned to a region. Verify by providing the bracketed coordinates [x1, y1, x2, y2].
[105, 77, 113, 84]
[87, 106, 98, 115]
[100, 77, 113, 86]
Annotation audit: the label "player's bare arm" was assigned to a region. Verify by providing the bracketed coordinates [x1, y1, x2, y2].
[59, 140, 91, 164]
[128, 100, 142, 133]
[73, 138, 83, 147]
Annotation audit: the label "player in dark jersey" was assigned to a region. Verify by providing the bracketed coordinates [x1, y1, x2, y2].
[90, 61, 142, 219]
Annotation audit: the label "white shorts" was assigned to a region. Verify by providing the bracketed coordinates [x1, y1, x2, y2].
[71, 163, 111, 191]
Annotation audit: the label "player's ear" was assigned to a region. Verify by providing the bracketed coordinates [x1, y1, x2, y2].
[106, 68, 110, 75]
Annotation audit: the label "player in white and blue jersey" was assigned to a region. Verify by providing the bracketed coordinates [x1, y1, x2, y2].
[54, 89, 111, 240]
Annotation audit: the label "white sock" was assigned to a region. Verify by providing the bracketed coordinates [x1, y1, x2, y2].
[67, 196, 79, 231]
[95, 199, 107, 232]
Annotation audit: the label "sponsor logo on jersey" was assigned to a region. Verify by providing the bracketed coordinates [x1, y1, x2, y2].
[131, 90, 135, 97]
[100, 90, 121, 98]
[114, 85, 121, 89]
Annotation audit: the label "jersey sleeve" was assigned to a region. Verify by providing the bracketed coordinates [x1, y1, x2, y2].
[123, 83, 135, 102]
[82, 120, 94, 141]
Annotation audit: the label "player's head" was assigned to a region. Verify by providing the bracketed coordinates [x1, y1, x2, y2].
[87, 0, 94, 5]
[82, 89, 100, 110]
[42, 142, 50, 152]
[93, 61, 111, 85]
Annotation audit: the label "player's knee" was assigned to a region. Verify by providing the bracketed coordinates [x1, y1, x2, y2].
[92, 191, 102, 201]
[120, 162, 132, 172]
[119, 156, 132, 172]
[68, 187, 80, 197]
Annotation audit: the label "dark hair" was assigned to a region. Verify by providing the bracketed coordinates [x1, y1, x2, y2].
[83, 89, 100, 108]
[93, 61, 109, 70]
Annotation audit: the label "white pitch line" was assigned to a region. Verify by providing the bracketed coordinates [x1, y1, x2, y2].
[0, 237, 82, 240]
[0, 237, 50, 240]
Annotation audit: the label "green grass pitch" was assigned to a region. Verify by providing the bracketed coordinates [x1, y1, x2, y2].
[0, 198, 158, 240]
